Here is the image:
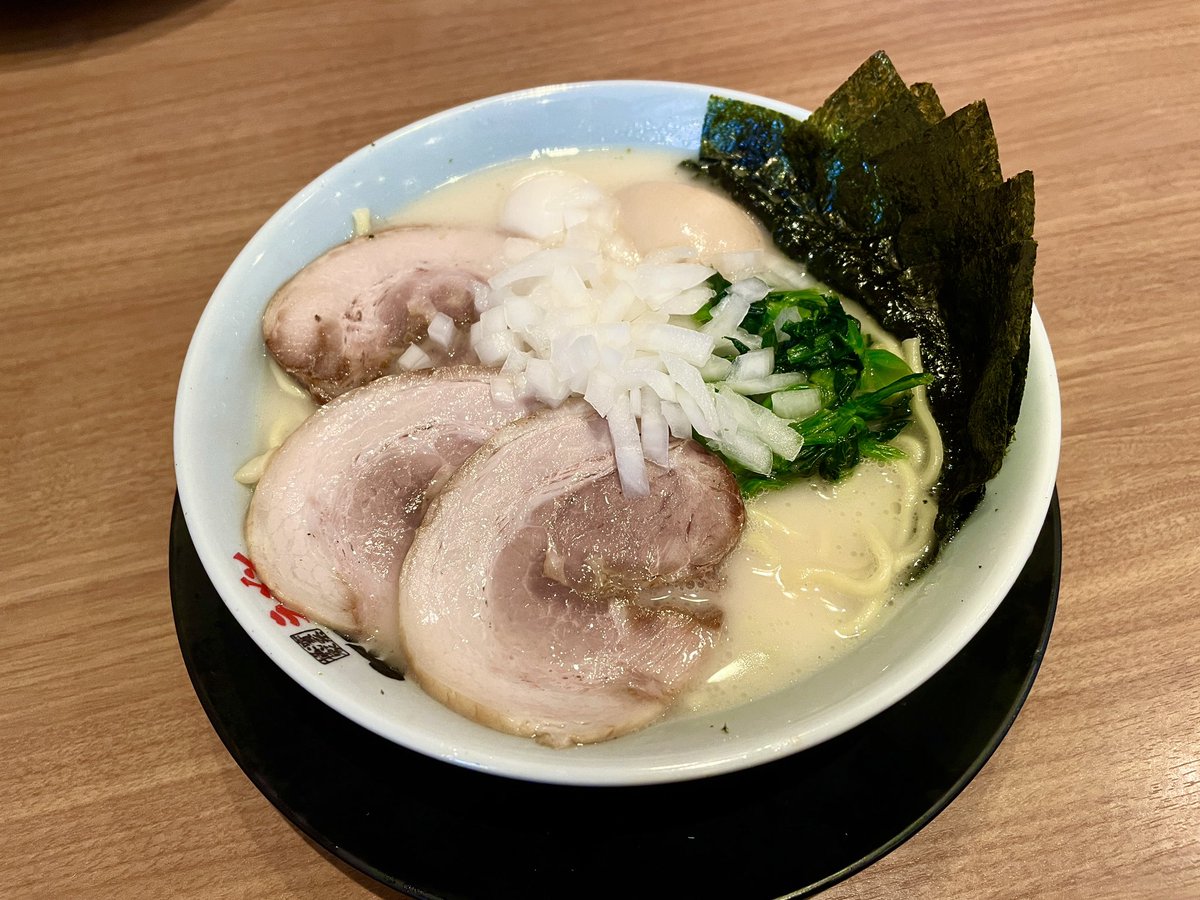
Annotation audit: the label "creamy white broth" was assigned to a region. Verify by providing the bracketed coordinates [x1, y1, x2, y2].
[683, 388, 941, 714]
[390, 148, 696, 228]
[246, 149, 941, 720]
[235, 356, 316, 485]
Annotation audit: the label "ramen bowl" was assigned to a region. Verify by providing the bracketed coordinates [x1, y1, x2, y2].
[173, 81, 1061, 786]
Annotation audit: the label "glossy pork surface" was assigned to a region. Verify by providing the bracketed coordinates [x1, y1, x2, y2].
[398, 404, 745, 746]
[245, 368, 528, 662]
[263, 226, 508, 402]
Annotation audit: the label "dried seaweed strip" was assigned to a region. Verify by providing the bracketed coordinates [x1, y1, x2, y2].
[694, 51, 1037, 541]
[827, 101, 1003, 241]
[955, 240, 1037, 454]
[825, 81, 947, 163]
[896, 170, 1034, 271]
[698, 98, 798, 199]
[806, 51, 910, 144]
[909, 82, 945, 123]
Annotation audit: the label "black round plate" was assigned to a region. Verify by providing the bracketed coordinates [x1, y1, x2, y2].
[170, 492, 1061, 900]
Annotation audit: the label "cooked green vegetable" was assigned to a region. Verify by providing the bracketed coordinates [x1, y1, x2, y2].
[699, 284, 933, 494]
[691, 51, 1036, 538]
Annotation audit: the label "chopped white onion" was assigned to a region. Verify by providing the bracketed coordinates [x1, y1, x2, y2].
[730, 328, 763, 350]
[772, 305, 802, 340]
[478, 305, 508, 335]
[664, 354, 720, 437]
[473, 327, 517, 367]
[626, 263, 715, 307]
[699, 356, 734, 382]
[584, 370, 618, 416]
[723, 372, 809, 396]
[524, 357, 570, 407]
[503, 297, 544, 332]
[770, 387, 822, 419]
[660, 400, 694, 439]
[490, 376, 516, 406]
[397, 343, 433, 371]
[500, 349, 531, 374]
[708, 249, 764, 281]
[676, 392, 718, 440]
[631, 323, 714, 367]
[702, 277, 770, 339]
[488, 246, 595, 290]
[728, 347, 775, 382]
[716, 429, 773, 475]
[701, 292, 752, 340]
[608, 391, 649, 496]
[623, 367, 675, 402]
[427, 312, 457, 350]
[639, 390, 670, 468]
[470, 171, 814, 494]
[715, 386, 803, 461]
[657, 287, 714, 315]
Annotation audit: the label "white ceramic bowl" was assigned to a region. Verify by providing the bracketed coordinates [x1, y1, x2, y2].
[174, 81, 1060, 786]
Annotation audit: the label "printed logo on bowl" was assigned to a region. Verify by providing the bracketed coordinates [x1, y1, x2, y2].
[232, 551, 402, 678]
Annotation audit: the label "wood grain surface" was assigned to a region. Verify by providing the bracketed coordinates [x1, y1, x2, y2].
[2, 0, 1198, 896]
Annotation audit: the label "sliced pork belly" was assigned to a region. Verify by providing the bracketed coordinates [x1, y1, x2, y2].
[245, 368, 528, 663]
[263, 226, 509, 402]
[398, 404, 745, 747]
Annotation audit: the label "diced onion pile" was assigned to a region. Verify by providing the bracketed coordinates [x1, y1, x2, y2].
[470, 172, 809, 496]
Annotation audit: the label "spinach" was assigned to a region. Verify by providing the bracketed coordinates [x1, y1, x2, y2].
[691, 273, 731, 324]
[704, 282, 934, 494]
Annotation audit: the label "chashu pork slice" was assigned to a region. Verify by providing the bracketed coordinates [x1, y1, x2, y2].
[245, 367, 528, 663]
[264, 226, 509, 402]
[398, 404, 745, 747]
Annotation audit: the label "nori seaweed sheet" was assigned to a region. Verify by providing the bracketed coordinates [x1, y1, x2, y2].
[693, 51, 1036, 540]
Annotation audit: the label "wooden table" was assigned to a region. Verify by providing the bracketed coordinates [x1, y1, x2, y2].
[3, 0, 1197, 896]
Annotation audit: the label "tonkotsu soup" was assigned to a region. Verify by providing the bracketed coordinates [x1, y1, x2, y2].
[239, 148, 942, 730]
